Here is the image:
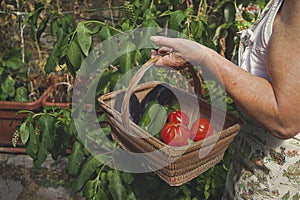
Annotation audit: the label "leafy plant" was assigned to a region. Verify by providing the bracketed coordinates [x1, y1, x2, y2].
[13, 107, 77, 166]
[0, 48, 32, 101]
[0, 1, 76, 102]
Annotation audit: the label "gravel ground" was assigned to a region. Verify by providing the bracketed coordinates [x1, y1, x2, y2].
[0, 153, 84, 200]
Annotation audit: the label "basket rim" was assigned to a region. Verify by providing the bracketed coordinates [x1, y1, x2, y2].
[110, 127, 237, 163]
[98, 81, 241, 152]
[98, 81, 241, 124]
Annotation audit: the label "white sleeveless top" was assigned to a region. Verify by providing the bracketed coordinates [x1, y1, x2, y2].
[238, 0, 280, 80]
[223, 0, 300, 199]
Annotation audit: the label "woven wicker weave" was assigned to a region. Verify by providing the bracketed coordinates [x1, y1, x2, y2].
[98, 55, 241, 186]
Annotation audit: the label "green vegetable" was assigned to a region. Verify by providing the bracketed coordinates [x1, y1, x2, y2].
[138, 100, 168, 137]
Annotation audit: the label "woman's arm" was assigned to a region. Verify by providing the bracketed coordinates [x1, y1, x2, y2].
[150, 0, 300, 139]
[264, 0, 300, 138]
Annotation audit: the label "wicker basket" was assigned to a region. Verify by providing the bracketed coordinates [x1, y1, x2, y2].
[98, 55, 241, 186]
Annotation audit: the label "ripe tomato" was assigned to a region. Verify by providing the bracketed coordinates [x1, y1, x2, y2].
[160, 123, 190, 147]
[167, 110, 190, 126]
[190, 118, 213, 142]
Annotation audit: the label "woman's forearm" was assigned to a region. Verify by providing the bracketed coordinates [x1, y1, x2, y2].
[201, 47, 299, 139]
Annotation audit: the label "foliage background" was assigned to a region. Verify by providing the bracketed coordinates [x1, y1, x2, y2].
[2, 0, 269, 199]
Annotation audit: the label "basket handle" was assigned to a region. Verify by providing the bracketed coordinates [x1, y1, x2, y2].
[121, 54, 203, 131]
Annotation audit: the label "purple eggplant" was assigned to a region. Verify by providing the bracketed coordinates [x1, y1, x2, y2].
[140, 84, 179, 114]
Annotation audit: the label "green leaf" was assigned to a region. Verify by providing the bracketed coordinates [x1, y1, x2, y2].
[72, 155, 102, 192]
[4, 57, 23, 70]
[1, 75, 15, 97]
[77, 22, 92, 56]
[138, 24, 161, 48]
[67, 141, 85, 175]
[37, 15, 50, 41]
[65, 15, 75, 32]
[0, 67, 4, 76]
[90, 24, 102, 34]
[119, 40, 135, 74]
[180, 185, 191, 197]
[67, 40, 83, 71]
[169, 10, 186, 30]
[213, 25, 229, 44]
[204, 178, 211, 200]
[142, 9, 153, 21]
[66, 59, 76, 78]
[108, 171, 127, 200]
[29, 24, 36, 41]
[83, 180, 96, 199]
[45, 28, 64, 73]
[121, 172, 134, 184]
[99, 24, 112, 41]
[191, 20, 204, 40]
[224, 3, 236, 23]
[25, 123, 38, 159]
[0, 92, 8, 101]
[281, 191, 290, 200]
[14, 87, 29, 102]
[33, 142, 49, 168]
[121, 19, 130, 31]
[20, 122, 30, 144]
[50, 18, 59, 36]
[83, 179, 108, 200]
[140, 1, 150, 17]
[44, 52, 58, 73]
[96, 188, 109, 200]
[126, 191, 137, 200]
[98, 24, 120, 63]
[133, 50, 142, 66]
[38, 115, 55, 151]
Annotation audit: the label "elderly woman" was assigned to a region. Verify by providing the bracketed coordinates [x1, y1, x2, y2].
[151, 0, 300, 199]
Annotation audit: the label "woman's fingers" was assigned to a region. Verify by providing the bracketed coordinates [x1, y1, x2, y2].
[151, 47, 172, 58]
[155, 52, 189, 70]
[150, 50, 157, 58]
[151, 36, 193, 69]
[151, 36, 176, 48]
[157, 46, 172, 54]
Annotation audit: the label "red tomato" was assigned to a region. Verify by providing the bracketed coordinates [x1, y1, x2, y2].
[190, 118, 213, 142]
[160, 123, 190, 147]
[167, 110, 190, 126]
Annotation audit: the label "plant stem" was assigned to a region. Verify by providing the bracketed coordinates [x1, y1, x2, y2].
[107, 0, 115, 27]
[84, 20, 127, 35]
[150, 0, 154, 10]
[198, 0, 207, 17]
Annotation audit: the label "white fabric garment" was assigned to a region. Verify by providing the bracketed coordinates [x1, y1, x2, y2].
[238, 0, 282, 81]
[223, 0, 300, 199]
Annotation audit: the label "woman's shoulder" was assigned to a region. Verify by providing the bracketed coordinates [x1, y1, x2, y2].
[274, 0, 300, 32]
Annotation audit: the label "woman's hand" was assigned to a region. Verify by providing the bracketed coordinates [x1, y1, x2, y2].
[150, 47, 191, 70]
[150, 36, 207, 69]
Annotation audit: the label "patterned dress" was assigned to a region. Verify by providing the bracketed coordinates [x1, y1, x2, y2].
[223, 0, 300, 199]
